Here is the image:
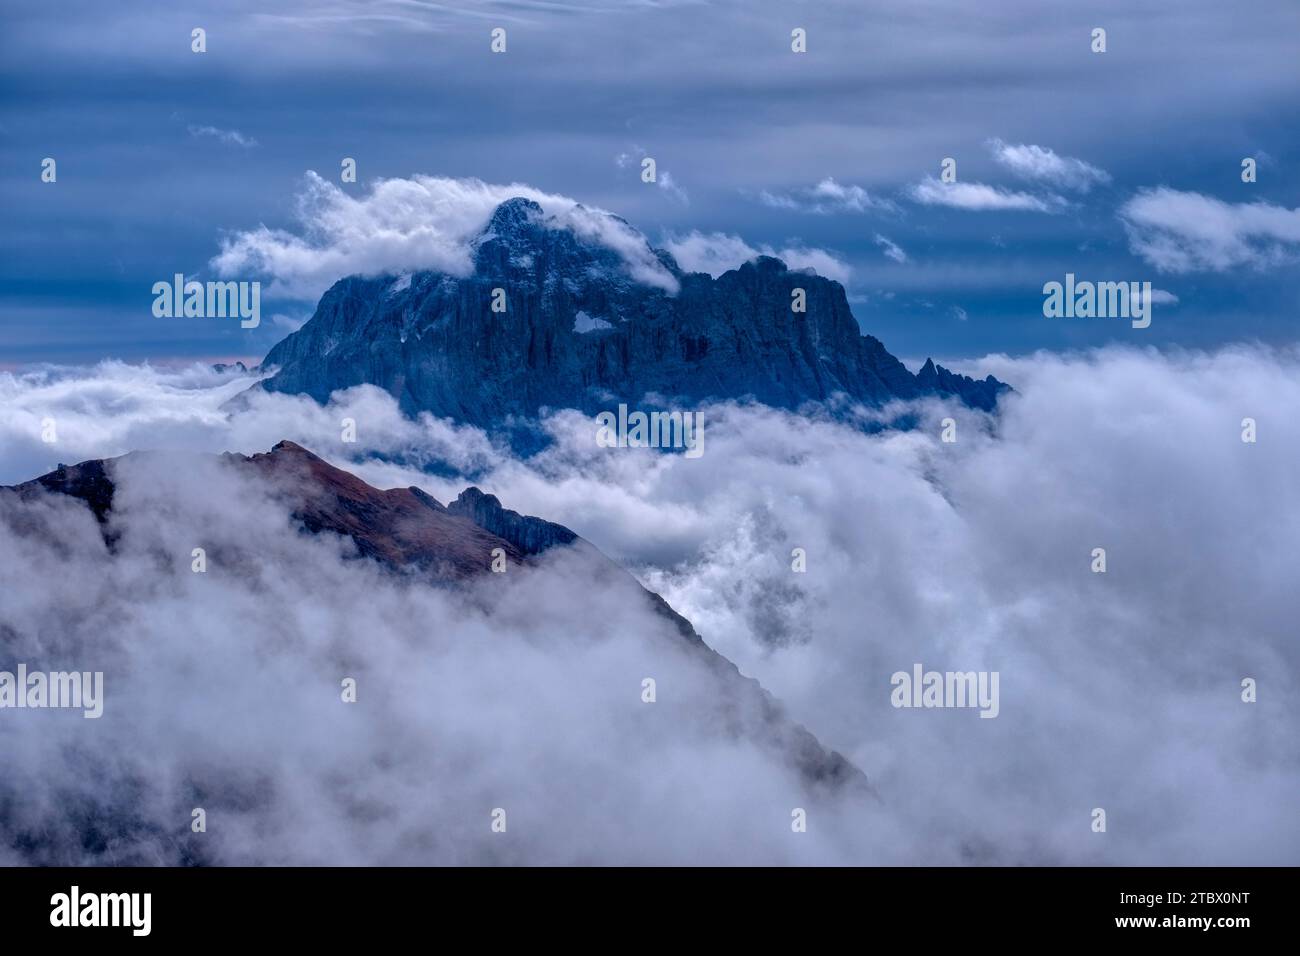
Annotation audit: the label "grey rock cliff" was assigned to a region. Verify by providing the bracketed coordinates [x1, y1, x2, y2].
[255, 198, 1007, 442]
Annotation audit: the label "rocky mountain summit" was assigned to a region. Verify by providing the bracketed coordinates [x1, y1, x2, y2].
[5, 441, 866, 796]
[253, 198, 1007, 443]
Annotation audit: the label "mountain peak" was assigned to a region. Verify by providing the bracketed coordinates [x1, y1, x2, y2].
[448, 485, 578, 556]
[749, 254, 788, 273]
[484, 196, 544, 236]
[256, 204, 1010, 437]
[3, 443, 868, 796]
[471, 196, 599, 279]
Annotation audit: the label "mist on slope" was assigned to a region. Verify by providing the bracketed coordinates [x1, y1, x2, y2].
[1, 344, 1296, 864]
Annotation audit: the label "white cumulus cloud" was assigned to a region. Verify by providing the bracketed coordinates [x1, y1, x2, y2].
[662, 230, 851, 284]
[987, 139, 1110, 192]
[1119, 187, 1300, 273]
[909, 177, 1063, 213]
[211, 172, 680, 300]
[2, 344, 1298, 863]
[759, 177, 895, 215]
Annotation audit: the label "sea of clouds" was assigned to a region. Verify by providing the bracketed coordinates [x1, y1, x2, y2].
[1, 344, 1296, 864]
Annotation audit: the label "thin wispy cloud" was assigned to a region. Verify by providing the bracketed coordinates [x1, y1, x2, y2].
[987, 140, 1110, 193]
[760, 177, 896, 215]
[1131, 288, 1179, 313]
[614, 148, 688, 204]
[187, 125, 259, 148]
[657, 170, 689, 205]
[909, 177, 1063, 213]
[873, 233, 908, 263]
[251, 0, 702, 33]
[270, 312, 311, 333]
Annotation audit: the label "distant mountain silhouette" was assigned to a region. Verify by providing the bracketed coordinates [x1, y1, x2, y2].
[253, 198, 1007, 443]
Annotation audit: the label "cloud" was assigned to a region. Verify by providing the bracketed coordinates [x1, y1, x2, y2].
[1132, 288, 1179, 313]
[0, 361, 504, 488]
[987, 140, 1110, 192]
[270, 312, 310, 333]
[873, 233, 908, 263]
[9, 0, 1300, 365]
[187, 124, 259, 148]
[510, 346, 1300, 865]
[251, 0, 706, 33]
[656, 170, 689, 205]
[211, 172, 680, 300]
[615, 147, 688, 204]
[662, 231, 851, 284]
[1, 344, 1297, 863]
[759, 177, 895, 215]
[950, 305, 968, 321]
[0, 450, 870, 865]
[909, 177, 1063, 213]
[1119, 187, 1300, 273]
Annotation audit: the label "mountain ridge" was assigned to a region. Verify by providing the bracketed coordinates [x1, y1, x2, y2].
[4, 440, 867, 794]
[252, 198, 1007, 444]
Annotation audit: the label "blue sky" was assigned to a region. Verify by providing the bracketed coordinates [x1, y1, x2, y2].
[2, 0, 1297, 366]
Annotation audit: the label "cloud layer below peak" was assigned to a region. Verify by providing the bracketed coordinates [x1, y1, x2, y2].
[1, 343, 1298, 863]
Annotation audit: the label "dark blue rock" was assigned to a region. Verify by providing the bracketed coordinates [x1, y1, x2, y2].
[255, 198, 1009, 442]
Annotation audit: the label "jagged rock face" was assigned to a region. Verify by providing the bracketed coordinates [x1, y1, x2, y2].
[240, 441, 529, 579]
[12, 441, 523, 581]
[446, 486, 577, 556]
[257, 198, 1007, 437]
